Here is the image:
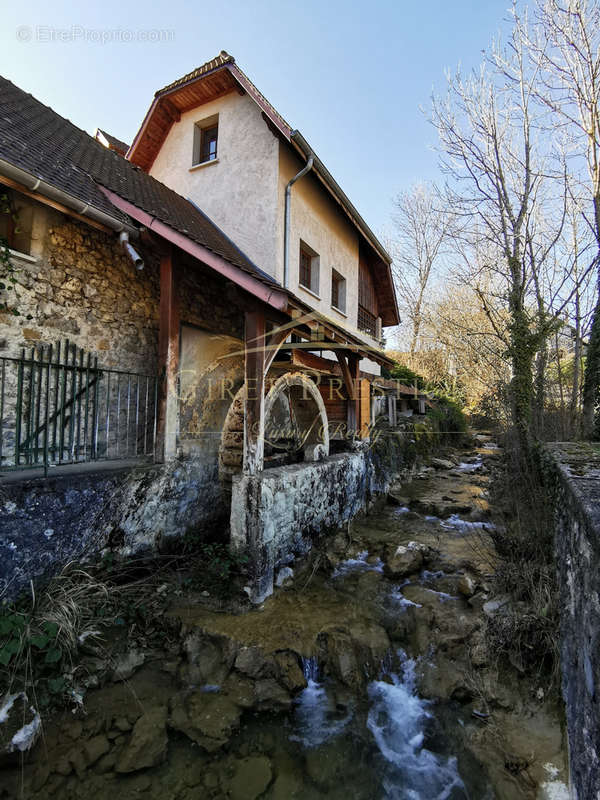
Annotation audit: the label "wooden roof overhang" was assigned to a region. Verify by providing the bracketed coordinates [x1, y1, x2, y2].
[284, 297, 396, 369]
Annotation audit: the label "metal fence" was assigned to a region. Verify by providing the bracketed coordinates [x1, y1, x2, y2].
[0, 340, 159, 474]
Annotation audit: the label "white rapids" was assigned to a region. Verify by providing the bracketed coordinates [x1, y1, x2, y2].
[367, 652, 466, 799]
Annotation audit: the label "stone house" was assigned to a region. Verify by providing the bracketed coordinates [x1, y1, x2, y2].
[0, 52, 400, 600]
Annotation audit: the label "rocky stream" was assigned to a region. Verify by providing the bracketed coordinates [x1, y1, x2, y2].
[1, 439, 570, 799]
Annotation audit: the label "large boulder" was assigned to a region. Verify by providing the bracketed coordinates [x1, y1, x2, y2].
[385, 542, 427, 578]
[226, 756, 272, 800]
[115, 706, 168, 773]
[234, 645, 277, 680]
[274, 651, 307, 693]
[318, 622, 390, 688]
[169, 690, 241, 751]
[181, 631, 238, 686]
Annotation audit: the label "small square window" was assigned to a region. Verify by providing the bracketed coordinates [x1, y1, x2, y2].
[299, 242, 320, 295]
[331, 269, 346, 313]
[193, 115, 218, 165]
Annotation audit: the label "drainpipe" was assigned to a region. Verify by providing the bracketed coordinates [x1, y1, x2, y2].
[119, 231, 144, 270]
[283, 150, 313, 289]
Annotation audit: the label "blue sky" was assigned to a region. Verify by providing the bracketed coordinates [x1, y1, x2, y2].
[1, 0, 512, 238]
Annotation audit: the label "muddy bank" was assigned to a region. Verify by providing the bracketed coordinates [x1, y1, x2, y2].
[0, 439, 568, 799]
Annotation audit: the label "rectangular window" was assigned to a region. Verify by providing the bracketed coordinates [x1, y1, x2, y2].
[331, 269, 346, 313]
[193, 115, 219, 165]
[299, 242, 320, 295]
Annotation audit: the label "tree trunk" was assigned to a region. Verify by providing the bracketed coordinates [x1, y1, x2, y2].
[582, 291, 600, 439]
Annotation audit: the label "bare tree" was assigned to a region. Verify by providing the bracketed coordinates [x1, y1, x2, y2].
[430, 20, 559, 449]
[524, 0, 600, 436]
[390, 184, 454, 355]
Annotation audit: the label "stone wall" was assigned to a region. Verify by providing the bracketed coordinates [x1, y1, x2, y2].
[545, 442, 600, 800]
[0, 456, 229, 600]
[231, 427, 417, 602]
[0, 197, 160, 373]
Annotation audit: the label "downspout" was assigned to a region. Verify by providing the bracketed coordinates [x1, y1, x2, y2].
[119, 231, 144, 270]
[283, 150, 313, 289]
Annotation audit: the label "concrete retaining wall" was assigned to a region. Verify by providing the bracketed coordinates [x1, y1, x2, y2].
[231, 428, 417, 602]
[545, 442, 600, 800]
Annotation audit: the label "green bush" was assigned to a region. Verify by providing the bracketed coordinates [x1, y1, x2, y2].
[426, 396, 468, 444]
[389, 363, 425, 388]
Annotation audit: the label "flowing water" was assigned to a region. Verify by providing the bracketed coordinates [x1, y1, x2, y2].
[3, 441, 568, 800]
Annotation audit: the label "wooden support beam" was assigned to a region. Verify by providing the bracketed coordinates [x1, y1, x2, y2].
[335, 350, 360, 434]
[243, 310, 266, 475]
[264, 326, 290, 376]
[156, 246, 179, 462]
[349, 354, 361, 435]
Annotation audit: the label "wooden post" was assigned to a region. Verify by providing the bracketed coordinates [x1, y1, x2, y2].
[243, 310, 266, 475]
[156, 246, 179, 462]
[348, 354, 360, 436]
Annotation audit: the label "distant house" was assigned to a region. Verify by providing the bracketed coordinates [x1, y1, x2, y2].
[0, 52, 400, 600]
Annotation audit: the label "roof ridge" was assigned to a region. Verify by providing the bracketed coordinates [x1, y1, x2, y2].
[155, 50, 235, 97]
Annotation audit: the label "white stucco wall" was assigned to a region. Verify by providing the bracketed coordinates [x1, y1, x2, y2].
[277, 146, 360, 325]
[149, 92, 280, 277]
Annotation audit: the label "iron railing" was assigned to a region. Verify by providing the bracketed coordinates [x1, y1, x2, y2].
[0, 341, 158, 474]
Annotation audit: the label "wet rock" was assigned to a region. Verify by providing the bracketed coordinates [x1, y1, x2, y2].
[235, 645, 277, 679]
[483, 596, 510, 617]
[387, 491, 408, 506]
[111, 649, 145, 682]
[431, 457, 455, 470]
[227, 756, 272, 800]
[95, 750, 118, 774]
[115, 706, 168, 773]
[319, 622, 390, 688]
[169, 691, 241, 751]
[305, 740, 347, 788]
[468, 591, 489, 612]
[274, 651, 307, 693]
[182, 631, 237, 686]
[458, 574, 477, 597]
[385, 542, 425, 577]
[222, 673, 256, 708]
[113, 716, 131, 733]
[254, 679, 292, 710]
[419, 657, 472, 703]
[62, 719, 83, 740]
[272, 769, 304, 799]
[83, 734, 110, 766]
[275, 566, 294, 587]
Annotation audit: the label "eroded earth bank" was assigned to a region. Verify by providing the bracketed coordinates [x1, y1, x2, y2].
[1, 439, 569, 799]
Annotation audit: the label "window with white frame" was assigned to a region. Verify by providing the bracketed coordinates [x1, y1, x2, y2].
[192, 115, 219, 165]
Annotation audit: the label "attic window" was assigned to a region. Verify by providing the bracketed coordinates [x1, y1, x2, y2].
[193, 115, 218, 166]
